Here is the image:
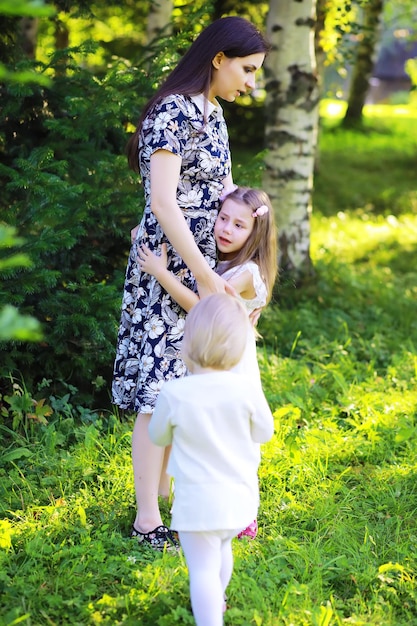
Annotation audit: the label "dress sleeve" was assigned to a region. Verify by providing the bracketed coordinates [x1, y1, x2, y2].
[141, 94, 194, 159]
[226, 262, 268, 309]
[246, 263, 267, 307]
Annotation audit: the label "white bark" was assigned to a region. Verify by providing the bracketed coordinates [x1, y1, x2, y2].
[146, 0, 173, 44]
[263, 0, 319, 277]
[19, 17, 38, 59]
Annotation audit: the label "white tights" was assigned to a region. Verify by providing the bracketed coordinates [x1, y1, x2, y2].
[179, 530, 238, 626]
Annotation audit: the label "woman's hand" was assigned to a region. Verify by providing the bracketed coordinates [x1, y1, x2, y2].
[138, 243, 168, 279]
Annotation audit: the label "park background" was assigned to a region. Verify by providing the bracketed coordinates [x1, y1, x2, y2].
[1, 0, 417, 624]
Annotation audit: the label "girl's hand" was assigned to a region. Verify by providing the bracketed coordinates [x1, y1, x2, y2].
[138, 243, 168, 279]
[131, 224, 139, 244]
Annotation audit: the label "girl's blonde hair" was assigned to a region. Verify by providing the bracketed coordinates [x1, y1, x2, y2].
[181, 293, 249, 372]
[217, 187, 278, 303]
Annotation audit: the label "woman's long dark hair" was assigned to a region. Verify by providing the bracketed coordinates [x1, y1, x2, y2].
[127, 16, 269, 172]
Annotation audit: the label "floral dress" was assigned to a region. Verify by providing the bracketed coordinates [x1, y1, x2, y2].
[112, 94, 231, 412]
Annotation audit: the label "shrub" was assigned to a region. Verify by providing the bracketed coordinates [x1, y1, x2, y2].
[0, 47, 149, 403]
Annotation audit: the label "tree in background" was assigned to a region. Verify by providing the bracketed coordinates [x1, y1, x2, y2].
[263, 0, 319, 282]
[342, 0, 384, 127]
[146, 0, 173, 44]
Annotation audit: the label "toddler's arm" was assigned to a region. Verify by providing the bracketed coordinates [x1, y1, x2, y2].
[250, 390, 275, 443]
[149, 390, 174, 447]
[138, 243, 200, 312]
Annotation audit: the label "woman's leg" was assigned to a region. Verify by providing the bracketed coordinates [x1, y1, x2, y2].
[158, 445, 172, 499]
[180, 531, 233, 626]
[132, 412, 165, 532]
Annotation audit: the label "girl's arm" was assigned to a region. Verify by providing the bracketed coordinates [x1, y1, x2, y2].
[225, 270, 256, 300]
[220, 173, 237, 200]
[226, 270, 263, 326]
[150, 150, 235, 299]
[138, 244, 199, 312]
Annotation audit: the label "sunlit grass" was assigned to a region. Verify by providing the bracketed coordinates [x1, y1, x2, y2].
[320, 98, 417, 120]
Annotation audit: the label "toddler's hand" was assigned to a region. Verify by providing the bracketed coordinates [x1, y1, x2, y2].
[138, 243, 168, 279]
[249, 307, 262, 327]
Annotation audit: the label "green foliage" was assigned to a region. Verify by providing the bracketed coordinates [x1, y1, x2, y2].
[0, 0, 54, 18]
[0, 225, 43, 342]
[405, 58, 417, 107]
[0, 43, 148, 399]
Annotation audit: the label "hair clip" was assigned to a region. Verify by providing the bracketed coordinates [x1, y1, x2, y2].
[219, 184, 238, 202]
[252, 204, 269, 217]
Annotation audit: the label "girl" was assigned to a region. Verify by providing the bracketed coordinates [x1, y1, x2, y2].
[137, 185, 277, 356]
[138, 186, 278, 538]
[138, 186, 277, 315]
[149, 293, 274, 625]
[112, 17, 270, 550]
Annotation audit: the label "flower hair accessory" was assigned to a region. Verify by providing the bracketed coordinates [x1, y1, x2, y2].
[252, 204, 269, 217]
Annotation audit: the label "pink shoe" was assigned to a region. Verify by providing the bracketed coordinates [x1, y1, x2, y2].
[237, 519, 258, 540]
[223, 594, 227, 613]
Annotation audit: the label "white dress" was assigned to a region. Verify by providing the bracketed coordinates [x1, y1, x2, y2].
[217, 261, 267, 386]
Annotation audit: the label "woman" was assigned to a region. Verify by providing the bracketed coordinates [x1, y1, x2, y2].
[112, 16, 269, 550]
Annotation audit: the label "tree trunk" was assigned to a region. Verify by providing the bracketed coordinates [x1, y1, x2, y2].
[343, 0, 384, 127]
[146, 0, 173, 44]
[54, 18, 69, 76]
[263, 0, 319, 281]
[19, 17, 38, 59]
[313, 0, 326, 172]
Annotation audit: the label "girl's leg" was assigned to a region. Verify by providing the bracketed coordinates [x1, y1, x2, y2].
[132, 412, 165, 532]
[179, 531, 225, 626]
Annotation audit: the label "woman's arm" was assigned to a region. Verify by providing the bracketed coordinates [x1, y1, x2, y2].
[150, 150, 236, 299]
[138, 244, 199, 312]
[220, 173, 237, 200]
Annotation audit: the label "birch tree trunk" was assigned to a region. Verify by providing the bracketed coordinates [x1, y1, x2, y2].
[263, 0, 319, 280]
[343, 0, 384, 127]
[19, 17, 38, 59]
[146, 0, 173, 44]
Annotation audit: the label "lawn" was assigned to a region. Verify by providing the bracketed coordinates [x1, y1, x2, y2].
[1, 104, 417, 625]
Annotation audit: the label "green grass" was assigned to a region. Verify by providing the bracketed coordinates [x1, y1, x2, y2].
[1, 104, 417, 625]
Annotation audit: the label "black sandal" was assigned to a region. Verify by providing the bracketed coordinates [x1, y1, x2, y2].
[131, 524, 179, 552]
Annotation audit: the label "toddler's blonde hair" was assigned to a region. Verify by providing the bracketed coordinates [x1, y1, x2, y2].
[181, 293, 249, 372]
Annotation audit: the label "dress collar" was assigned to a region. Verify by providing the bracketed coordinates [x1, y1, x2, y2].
[190, 93, 220, 118]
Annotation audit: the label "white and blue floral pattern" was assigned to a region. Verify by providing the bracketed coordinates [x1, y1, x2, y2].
[112, 94, 230, 412]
